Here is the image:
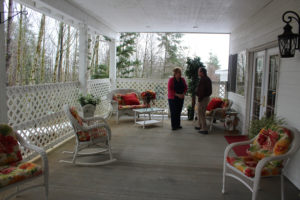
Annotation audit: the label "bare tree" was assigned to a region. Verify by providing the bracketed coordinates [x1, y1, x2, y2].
[72, 30, 78, 81]
[64, 25, 71, 82]
[6, 0, 13, 86]
[30, 14, 45, 84]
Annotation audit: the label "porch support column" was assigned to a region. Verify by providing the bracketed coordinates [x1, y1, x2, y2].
[0, 1, 8, 124]
[79, 24, 88, 95]
[109, 39, 117, 89]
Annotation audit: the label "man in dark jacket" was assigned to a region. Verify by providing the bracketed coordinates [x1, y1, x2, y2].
[196, 67, 212, 134]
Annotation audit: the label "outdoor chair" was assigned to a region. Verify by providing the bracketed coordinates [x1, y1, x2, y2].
[0, 124, 48, 200]
[108, 89, 148, 123]
[222, 126, 300, 200]
[194, 98, 233, 131]
[61, 105, 116, 166]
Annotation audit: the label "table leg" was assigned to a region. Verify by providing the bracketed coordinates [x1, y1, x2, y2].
[134, 111, 136, 125]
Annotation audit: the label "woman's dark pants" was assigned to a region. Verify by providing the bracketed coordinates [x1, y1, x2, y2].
[168, 98, 184, 129]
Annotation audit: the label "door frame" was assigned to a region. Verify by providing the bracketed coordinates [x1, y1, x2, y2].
[244, 42, 280, 134]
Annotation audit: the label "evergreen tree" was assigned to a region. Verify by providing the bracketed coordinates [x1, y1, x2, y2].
[157, 33, 185, 78]
[116, 33, 140, 78]
[91, 64, 109, 79]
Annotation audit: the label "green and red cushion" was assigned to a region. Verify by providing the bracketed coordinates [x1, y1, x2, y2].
[0, 162, 42, 187]
[0, 124, 22, 166]
[113, 94, 124, 105]
[227, 126, 292, 177]
[69, 107, 83, 125]
[77, 127, 107, 142]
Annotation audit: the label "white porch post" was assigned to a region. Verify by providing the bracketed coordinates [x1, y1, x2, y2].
[0, 1, 8, 124]
[79, 24, 88, 95]
[109, 39, 117, 89]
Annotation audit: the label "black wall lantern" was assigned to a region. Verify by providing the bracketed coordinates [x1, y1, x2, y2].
[278, 11, 300, 58]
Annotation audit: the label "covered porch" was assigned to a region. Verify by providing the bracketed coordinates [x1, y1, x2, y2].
[1, 0, 300, 199]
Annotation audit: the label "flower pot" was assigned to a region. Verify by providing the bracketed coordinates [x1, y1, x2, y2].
[187, 109, 194, 120]
[82, 104, 96, 118]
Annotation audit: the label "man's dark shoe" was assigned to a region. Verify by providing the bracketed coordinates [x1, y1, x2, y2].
[195, 127, 201, 130]
[178, 126, 182, 129]
[199, 130, 208, 134]
[172, 127, 178, 130]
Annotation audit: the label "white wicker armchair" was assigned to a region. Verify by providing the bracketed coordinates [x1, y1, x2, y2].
[222, 126, 300, 200]
[0, 124, 48, 200]
[61, 105, 116, 166]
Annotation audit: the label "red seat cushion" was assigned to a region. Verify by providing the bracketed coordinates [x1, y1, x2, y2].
[122, 93, 140, 105]
[206, 98, 223, 111]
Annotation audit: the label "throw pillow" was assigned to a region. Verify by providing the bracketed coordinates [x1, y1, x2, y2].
[113, 94, 124, 105]
[206, 98, 223, 111]
[0, 124, 23, 166]
[69, 107, 83, 125]
[122, 93, 140, 105]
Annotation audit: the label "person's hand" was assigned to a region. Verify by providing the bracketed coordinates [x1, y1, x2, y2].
[177, 94, 184, 99]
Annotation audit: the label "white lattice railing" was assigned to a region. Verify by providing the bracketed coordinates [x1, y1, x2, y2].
[116, 78, 227, 113]
[5, 78, 226, 159]
[7, 82, 80, 159]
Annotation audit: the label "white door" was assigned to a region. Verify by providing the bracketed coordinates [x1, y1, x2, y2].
[250, 48, 280, 120]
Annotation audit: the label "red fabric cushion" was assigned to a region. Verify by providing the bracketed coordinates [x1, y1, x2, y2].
[206, 98, 223, 111]
[122, 93, 140, 105]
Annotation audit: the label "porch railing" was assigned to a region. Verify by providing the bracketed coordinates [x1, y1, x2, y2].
[5, 78, 226, 159]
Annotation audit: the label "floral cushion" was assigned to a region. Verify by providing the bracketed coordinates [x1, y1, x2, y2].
[69, 107, 83, 125]
[118, 104, 147, 110]
[113, 94, 124, 105]
[247, 126, 292, 159]
[227, 126, 293, 177]
[77, 127, 107, 142]
[0, 162, 42, 187]
[0, 125, 22, 166]
[227, 156, 282, 177]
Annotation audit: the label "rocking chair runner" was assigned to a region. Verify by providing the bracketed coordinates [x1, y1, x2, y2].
[61, 105, 116, 166]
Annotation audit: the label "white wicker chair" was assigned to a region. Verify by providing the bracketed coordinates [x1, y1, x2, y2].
[61, 105, 116, 166]
[108, 88, 146, 124]
[0, 125, 48, 200]
[222, 126, 300, 200]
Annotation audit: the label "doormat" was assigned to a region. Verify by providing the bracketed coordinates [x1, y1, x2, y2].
[224, 135, 250, 156]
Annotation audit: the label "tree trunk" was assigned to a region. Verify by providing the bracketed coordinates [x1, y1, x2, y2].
[53, 22, 64, 82]
[72, 30, 78, 81]
[6, 0, 13, 86]
[142, 33, 149, 78]
[30, 14, 45, 84]
[40, 30, 46, 82]
[93, 35, 100, 76]
[64, 25, 71, 82]
[57, 22, 64, 82]
[16, 4, 23, 85]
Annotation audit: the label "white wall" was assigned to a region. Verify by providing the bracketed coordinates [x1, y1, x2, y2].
[228, 0, 300, 189]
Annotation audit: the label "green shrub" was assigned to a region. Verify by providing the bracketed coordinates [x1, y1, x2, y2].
[78, 94, 100, 107]
[248, 115, 286, 139]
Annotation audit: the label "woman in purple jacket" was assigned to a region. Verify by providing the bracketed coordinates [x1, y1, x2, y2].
[168, 67, 188, 130]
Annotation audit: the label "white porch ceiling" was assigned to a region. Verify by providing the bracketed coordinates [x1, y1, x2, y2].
[70, 0, 274, 33]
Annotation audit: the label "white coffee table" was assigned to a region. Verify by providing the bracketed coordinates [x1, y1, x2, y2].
[133, 107, 164, 128]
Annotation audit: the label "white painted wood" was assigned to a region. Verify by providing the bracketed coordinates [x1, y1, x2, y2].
[136, 120, 161, 126]
[229, 0, 300, 189]
[109, 39, 117, 89]
[0, 0, 8, 124]
[16, 0, 118, 39]
[79, 25, 88, 95]
[70, 0, 271, 33]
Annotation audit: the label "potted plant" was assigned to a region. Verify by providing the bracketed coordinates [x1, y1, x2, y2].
[185, 57, 205, 112]
[187, 105, 194, 120]
[78, 93, 100, 118]
[248, 115, 285, 138]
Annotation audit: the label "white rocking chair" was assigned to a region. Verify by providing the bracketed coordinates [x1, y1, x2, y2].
[61, 105, 116, 166]
[222, 126, 300, 200]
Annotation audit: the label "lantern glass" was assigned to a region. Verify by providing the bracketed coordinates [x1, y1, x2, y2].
[278, 24, 298, 58]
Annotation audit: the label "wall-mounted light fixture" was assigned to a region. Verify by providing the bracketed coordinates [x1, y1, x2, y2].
[278, 11, 300, 58]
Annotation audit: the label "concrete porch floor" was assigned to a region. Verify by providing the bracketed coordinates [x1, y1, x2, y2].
[2, 117, 300, 200]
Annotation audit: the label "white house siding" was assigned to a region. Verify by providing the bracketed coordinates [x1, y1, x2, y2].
[228, 0, 300, 189]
